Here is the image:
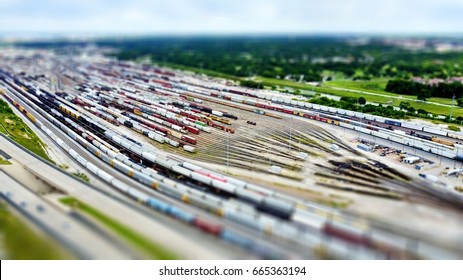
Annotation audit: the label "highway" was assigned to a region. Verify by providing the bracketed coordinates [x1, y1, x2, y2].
[0, 170, 131, 259]
[0, 135, 240, 259]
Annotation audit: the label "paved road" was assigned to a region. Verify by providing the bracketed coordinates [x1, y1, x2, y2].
[0, 170, 131, 259]
[0, 135, 231, 259]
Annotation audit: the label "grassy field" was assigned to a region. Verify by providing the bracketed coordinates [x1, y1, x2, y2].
[324, 80, 462, 105]
[0, 202, 71, 259]
[323, 79, 389, 94]
[60, 197, 177, 260]
[0, 99, 53, 163]
[256, 77, 463, 117]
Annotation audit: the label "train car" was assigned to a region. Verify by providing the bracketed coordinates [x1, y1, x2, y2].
[366, 125, 379, 131]
[371, 131, 389, 139]
[384, 120, 401, 127]
[365, 115, 375, 121]
[339, 122, 355, 130]
[423, 126, 448, 137]
[184, 126, 200, 134]
[223, 113, 238, 120]
[256, 197, 293, 219]
[211, 110, 223, 117]
[447, 131, 463, 141]
[59, 104, 81, 119]
[324, 223, 370, 246]
[401, 122, 424, 131]
[216, 118, 231, 125]
[432, 137, 454, 147]
[414, 133, 433, 141]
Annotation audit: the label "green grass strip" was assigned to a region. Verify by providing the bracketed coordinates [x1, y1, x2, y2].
[0, 202, 71, 259]
[59, 197, 177, 259]
[0, 99, 53, 163]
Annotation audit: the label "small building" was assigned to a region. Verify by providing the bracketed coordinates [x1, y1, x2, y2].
[403, 156, 420, 164]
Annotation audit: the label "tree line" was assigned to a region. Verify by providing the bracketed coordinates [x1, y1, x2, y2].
[98, 37, 463, 82]
[308, 95, 463, 126]
[385, 79, 463, 102]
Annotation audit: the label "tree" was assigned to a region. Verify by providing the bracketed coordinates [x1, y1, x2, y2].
[358, 97, 366, 105]
[457, 98, 463, 107]
[417, 91, 429, 101]
[406, 106, 416, 114]
[417, 109, 428, 115]
[399, 101, 410, 110]
[240, 80, 263, 89]
[340, 96, 358, 104]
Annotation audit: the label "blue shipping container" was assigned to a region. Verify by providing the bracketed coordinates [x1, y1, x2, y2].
[357, 144, 372, 152]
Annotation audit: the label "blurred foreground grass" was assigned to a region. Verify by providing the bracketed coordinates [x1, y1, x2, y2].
[60, 197, 177, 259]
[0, 202, 71, 259]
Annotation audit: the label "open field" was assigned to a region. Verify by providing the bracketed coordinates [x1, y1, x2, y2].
[324, 79, 389, 93]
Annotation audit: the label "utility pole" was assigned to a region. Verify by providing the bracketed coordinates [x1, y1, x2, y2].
[439, 147, 443, 166]
[268, 147, 271, 166]
[455, 147, 459, 169]
[226, 131, 230, 171]
[289, 116, 293, 151]
[450, 93, 456, 120]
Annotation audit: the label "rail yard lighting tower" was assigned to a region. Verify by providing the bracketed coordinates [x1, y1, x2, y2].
[450, 93, 456, 120]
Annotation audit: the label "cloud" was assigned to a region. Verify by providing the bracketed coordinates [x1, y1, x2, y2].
[0, 0, 462, 35]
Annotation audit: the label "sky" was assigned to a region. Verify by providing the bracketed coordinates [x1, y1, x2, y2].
[0, 0, 462, 37]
